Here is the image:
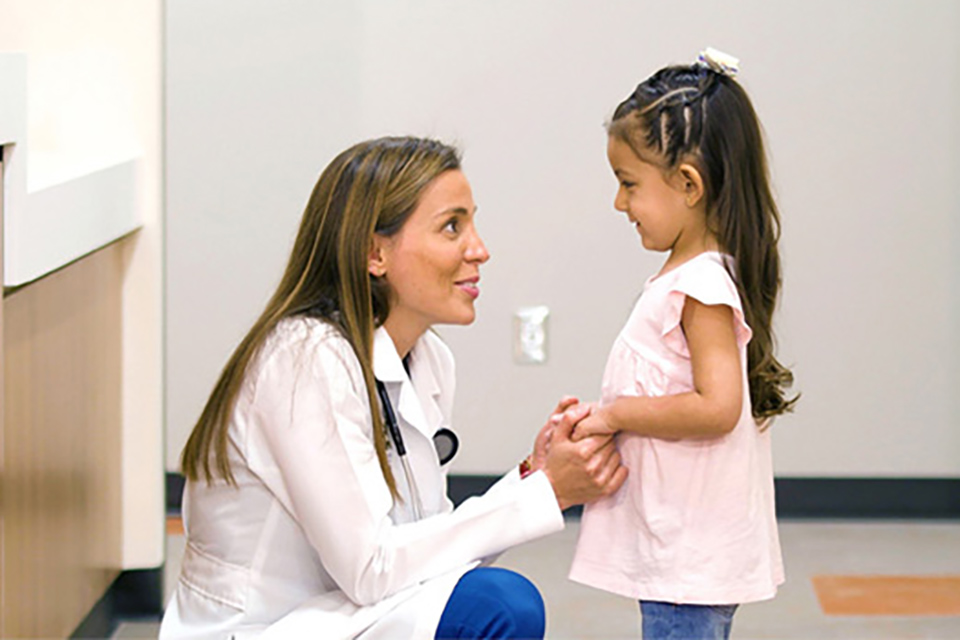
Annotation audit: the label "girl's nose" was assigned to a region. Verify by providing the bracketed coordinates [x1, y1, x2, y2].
[613, 188, 628, 213]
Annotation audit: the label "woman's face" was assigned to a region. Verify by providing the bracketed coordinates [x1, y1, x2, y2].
[371, 169, 490, 346]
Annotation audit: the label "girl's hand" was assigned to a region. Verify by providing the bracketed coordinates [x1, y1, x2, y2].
[571, 407, 616, 442]
[542, 404, 627, 510]
[531, 395, 579, 471]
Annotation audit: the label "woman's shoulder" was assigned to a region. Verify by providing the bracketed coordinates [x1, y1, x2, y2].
[249, 316, 360, 387]
[268, 315, 350, 355]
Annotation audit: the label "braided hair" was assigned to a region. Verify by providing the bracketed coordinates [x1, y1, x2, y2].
[609, 65, 798, 420]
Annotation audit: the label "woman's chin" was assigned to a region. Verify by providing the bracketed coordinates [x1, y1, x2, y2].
[440, 307, 477, 327]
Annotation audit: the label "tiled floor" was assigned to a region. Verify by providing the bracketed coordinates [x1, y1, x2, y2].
[114, 519, 960, 639]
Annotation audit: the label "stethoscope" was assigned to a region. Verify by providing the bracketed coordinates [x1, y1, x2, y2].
[375, 378, 459, 520]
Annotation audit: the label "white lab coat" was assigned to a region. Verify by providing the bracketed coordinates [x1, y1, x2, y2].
[160, 317, 565, 640]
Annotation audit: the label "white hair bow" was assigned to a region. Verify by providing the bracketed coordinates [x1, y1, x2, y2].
[696, 47, 740, 77]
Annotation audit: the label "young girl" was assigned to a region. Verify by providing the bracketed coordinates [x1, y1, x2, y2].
[568, 49, 798, 640]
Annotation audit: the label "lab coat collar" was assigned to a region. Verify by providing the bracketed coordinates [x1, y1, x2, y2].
[372, 326, 407, 384]
[373, 327, 444, 439]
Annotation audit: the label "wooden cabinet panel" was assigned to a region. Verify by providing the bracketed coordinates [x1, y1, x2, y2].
[2, 241, 125, 638]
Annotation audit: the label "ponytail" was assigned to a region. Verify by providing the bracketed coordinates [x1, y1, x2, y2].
[609, 65, 798, 420]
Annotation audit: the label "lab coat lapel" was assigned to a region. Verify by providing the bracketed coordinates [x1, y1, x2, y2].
[372, 327, 439, 440]
[406, 334, 445, 437]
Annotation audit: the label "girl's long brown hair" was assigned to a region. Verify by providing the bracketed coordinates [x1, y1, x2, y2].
[609, 65, 798, 420]
[180, 137, 462, 494]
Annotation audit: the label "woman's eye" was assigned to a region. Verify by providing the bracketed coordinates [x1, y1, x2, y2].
[443, 218, 460, 234]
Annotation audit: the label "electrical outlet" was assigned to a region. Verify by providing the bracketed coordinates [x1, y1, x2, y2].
[514, 306, 549, 364]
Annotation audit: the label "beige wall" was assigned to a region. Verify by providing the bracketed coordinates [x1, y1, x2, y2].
[0, 0, 164, 586]
[165, 1, 960, 478]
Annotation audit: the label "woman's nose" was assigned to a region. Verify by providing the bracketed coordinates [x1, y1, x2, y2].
[465, 228, 490, 263]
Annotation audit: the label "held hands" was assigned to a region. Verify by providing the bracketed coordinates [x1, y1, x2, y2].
[532, 398, 627, 511]
[569, 406, 616, 442]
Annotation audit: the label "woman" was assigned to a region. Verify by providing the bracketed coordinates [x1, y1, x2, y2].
[160, 136, 627, 639]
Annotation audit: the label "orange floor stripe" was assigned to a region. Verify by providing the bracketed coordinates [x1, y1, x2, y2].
[166, 514, 184, 536]
[813, 575, 960, 616]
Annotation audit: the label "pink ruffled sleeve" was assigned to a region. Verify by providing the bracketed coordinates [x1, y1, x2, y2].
[660, 260, 752, 358]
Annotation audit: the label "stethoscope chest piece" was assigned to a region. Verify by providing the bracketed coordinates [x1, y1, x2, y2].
[432, 428, 459, 466]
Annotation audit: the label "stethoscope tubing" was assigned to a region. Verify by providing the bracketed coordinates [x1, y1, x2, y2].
[375, 379, 424, 519]
[375, 379, 406, 456]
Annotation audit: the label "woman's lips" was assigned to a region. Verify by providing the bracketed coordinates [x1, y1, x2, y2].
[456, 277, 480, 299]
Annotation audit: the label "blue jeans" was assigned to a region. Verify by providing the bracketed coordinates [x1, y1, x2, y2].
[435, 567, 545, 639]
[640, 600, 738, 640]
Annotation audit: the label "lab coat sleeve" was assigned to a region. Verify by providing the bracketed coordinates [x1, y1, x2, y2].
[242, 331, 564, 608]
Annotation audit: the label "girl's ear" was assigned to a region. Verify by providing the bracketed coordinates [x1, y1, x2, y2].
[677, 163, 706, 208]
[368, 235, 388, 277]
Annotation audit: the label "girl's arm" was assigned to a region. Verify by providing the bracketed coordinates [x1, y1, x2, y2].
[575, 298, 743, 441]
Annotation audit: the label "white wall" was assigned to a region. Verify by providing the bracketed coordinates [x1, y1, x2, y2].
[165, 0, 960, 478]
[164, 1, 366, 469]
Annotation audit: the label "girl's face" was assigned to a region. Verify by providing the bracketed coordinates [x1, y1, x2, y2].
[372, 169, 490, 346]
[607, 137, 705, 257]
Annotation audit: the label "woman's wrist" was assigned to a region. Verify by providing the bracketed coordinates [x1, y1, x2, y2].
[539, 466, 570, 511]
[519, 454, 535, 479]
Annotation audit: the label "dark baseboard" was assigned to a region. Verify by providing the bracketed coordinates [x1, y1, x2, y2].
[774, 477, 960, 519]
[445, 474, 498, 506]
[446, 474, 960, 520]
[71, 568, 163, 638]
[167, 472, 960, 520]
[167, 471, 186, 513]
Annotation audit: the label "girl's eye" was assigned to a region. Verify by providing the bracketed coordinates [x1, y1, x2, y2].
[621, 180, 637, 189]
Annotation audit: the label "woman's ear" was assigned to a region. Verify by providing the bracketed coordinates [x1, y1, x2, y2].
[368, 236, 387, 277]
[677, 163, 705, 208]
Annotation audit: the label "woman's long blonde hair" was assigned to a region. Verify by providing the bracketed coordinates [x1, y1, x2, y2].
[180, 137, 462, 495]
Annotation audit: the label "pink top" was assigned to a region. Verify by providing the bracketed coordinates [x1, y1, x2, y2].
[569, 252, 784, 605]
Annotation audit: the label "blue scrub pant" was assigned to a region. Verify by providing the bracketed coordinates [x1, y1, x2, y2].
[434, 567, 545, 639]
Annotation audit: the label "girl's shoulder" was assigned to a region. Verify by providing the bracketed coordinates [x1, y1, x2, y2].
[652, 251, 741, 310]
[656, 252, 752, 352]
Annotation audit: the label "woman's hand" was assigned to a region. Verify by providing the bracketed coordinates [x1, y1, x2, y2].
[530, 395, 580, 471]
[540, 404, 628, 511]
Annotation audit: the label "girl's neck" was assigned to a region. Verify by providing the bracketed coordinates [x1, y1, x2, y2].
[659, 232, 721, 277]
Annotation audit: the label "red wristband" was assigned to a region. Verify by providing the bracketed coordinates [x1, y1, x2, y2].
[519, 456, 534, 479]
